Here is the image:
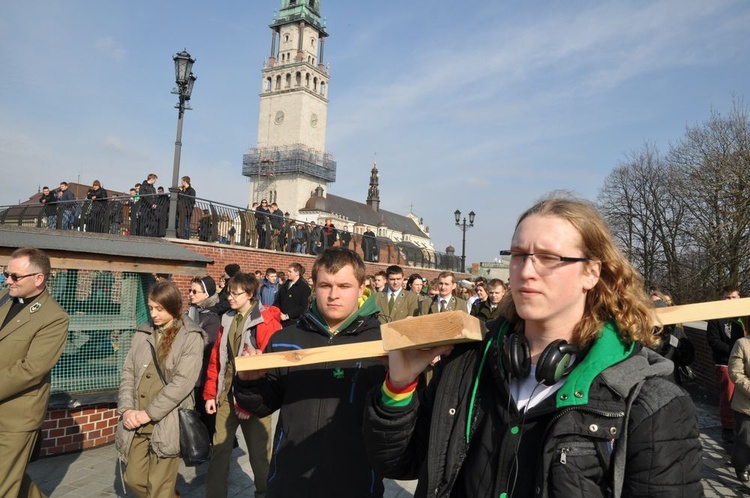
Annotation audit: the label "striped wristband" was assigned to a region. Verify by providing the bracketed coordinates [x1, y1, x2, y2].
[381, 373, 418, 408]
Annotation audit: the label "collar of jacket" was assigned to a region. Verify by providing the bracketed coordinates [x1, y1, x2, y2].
[555, 322, 635, 408]
[492, 320, 637, 409]
[195, 294, 219, 310]
[136, 316, 206, 340]
[304, 291, 380, 335]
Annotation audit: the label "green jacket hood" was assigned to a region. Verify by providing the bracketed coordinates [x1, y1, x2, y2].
[310, 291, 380, 334]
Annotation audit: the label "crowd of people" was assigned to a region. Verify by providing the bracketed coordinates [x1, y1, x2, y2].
[35, 182, 384, 262]
[12, 195, 750, 497]
[37, 175, 197, 238]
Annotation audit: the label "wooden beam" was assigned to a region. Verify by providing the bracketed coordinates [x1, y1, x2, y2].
[235, 312, 481, 371]
[234, 341, 387, 371]
[653, 297, 750, 326]
[235, 299, 750, 371]
[380, 311, 482, 351]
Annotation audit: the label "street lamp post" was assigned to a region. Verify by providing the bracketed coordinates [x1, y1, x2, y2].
[166, 50, 196, 239]
[454, 209, 476, 272]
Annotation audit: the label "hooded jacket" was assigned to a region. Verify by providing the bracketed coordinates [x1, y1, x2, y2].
[116, 317, 206, 462]
[363, 320, 703, 498]
[234, 295, 387, 498]
[202, 302, 282, 406]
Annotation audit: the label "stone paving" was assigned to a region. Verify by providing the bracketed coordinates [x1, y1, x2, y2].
[27, 393, 750, 497]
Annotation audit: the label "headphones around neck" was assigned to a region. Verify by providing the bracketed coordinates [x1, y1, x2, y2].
[501, 332, 580, 386]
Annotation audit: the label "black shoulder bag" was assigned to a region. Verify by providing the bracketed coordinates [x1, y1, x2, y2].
[148, 343, 212, 466]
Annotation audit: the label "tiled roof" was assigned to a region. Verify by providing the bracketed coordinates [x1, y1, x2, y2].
[300, 193, 428, 237]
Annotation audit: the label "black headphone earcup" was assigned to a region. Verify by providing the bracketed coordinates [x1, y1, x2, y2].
[502, 333, 531, 380]
[536, 340, 579, 386]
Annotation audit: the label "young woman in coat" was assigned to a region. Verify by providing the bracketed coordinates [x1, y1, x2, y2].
[363, 197, 703, 497]
[116, 282, 205, 498]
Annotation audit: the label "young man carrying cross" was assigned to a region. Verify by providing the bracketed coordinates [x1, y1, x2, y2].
[234, 248, 387, 498]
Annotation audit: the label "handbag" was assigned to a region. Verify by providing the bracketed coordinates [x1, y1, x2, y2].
[148, 343, 212, 466]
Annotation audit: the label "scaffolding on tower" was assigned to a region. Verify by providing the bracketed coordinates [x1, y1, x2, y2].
[243, 143, 336, 183]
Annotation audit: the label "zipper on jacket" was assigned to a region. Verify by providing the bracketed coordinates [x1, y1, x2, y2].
[557, 442, 597, 464]
[350, 361, 362, 403]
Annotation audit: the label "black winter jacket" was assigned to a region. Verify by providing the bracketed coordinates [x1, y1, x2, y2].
[363, 321, 704, 498]
[234, 301, 387, 498]
[706, 317, 746, 365]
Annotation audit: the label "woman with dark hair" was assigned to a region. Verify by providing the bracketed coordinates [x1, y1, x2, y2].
[116, 281, 205, 497]
[364, 197, 703, 497]
[406, 273, 428, 307]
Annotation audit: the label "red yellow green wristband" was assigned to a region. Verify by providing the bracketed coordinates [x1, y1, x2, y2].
[381, 372, 418, 408]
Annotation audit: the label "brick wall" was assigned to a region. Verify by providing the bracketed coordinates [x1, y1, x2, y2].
[40, 404, 118, 456]
[171, 240, 465, 289]
[684, 323, 718, 395]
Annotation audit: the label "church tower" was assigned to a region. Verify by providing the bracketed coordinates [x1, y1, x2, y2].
[242, 0, 336, 218]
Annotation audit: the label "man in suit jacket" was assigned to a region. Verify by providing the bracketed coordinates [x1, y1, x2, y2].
[420, 271, 468, 315]
[374, 265, 420, 324]
[278, 262, 312, 327]
[0, 247, 69, 497]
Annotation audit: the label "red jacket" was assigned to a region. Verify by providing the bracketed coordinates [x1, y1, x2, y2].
[203, 305, 282, 403]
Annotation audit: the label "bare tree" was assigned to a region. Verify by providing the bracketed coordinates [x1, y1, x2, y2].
[668, 99, 750, 298]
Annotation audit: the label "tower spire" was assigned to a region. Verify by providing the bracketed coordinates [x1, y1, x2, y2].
[366, 162, 380, 211]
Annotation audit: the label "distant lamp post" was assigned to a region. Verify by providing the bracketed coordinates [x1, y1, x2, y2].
[454, 209, 475, 272]
[166, 50, 196, 238]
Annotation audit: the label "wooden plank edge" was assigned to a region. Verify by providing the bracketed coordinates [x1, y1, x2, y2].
[654, 298, 750, 326]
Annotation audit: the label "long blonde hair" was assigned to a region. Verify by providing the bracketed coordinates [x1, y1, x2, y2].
[501, 197, 658, 348]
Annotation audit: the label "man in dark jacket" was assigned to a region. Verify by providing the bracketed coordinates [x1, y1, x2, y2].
[255, 199, 271, 249]
[57, 181, 76, 230]
[268, 202, 284, 250]
[39, 186, 57, 229]
[361, 228, 377, 262]
[177, 176, 196, 239]
[137, 173, 158, 236]
[235, 248, 387, 498]
[362, 197, 703, 498]
[277, 263, 312, 328]
[339, 225, 352, 249]
[707, 285, 745, 442]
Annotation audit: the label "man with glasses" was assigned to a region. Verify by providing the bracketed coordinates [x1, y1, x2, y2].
[0, 247, 69, 497]
[203, 273, 280, 498]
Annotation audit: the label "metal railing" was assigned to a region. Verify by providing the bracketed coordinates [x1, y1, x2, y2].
[0, 195, 462, 271]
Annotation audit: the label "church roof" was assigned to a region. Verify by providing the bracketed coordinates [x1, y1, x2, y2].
[300, 193, 428, 237]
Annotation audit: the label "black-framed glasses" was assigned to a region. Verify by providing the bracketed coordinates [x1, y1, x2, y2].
[3, 271, 40, 282]
[229, 291, 247, 298]
[499, 250, 588, 272]
[189, 289, 205, 295]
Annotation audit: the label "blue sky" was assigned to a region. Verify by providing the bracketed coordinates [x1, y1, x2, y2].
[1, 0, 749, 265]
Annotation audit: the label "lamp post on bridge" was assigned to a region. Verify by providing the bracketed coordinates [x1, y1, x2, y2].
[166, 50, 196, 239]
[454, 209, 475, 272]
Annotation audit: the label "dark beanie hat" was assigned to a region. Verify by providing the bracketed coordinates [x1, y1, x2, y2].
[200, 276, 217, 297]
[225, 263, 241, 277]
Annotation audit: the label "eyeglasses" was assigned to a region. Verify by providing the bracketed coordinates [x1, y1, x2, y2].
[229, 291, 247, 298]
[500, 250, 588, 274]
[189, 289, 205, 295]
[3, 271, 40, 282]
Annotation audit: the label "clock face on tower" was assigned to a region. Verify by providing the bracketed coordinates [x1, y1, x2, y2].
[310, 113, 318, 128]
[274, 110, 285, 125]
